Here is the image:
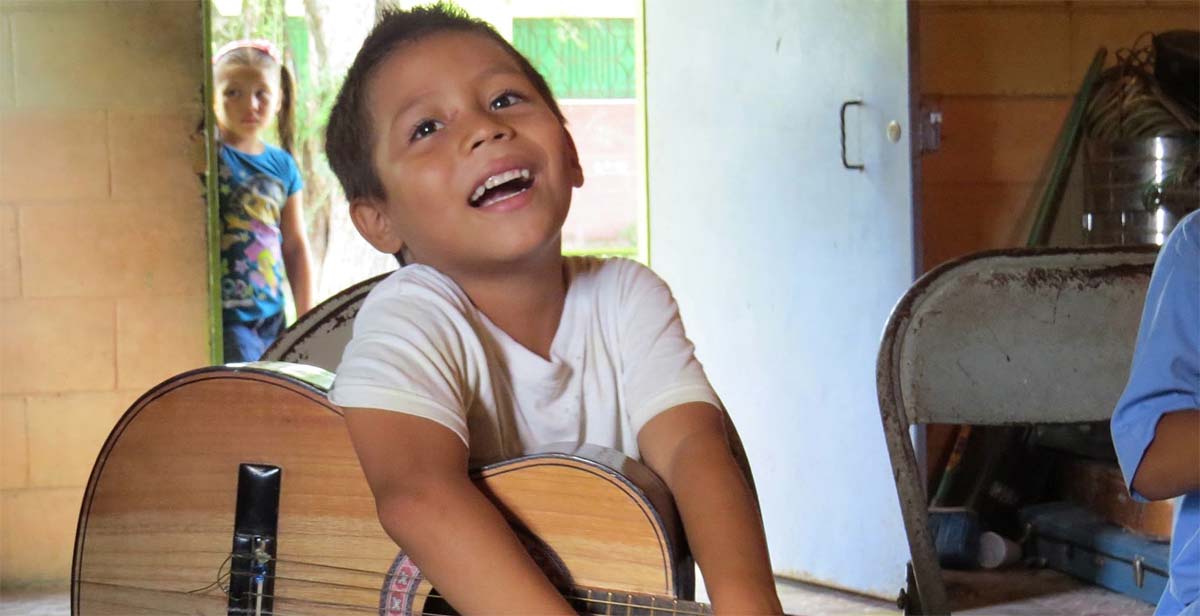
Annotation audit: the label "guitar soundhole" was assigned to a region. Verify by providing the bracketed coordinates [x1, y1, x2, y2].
[379, 527, 574, 616]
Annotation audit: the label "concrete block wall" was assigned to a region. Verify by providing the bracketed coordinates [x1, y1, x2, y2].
[0, 0, 208, 589]
[918, 0, 1199, 271]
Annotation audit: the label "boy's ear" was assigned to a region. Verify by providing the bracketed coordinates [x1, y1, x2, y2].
[563, 128, 584, 188]
[349, 198, 405, 255]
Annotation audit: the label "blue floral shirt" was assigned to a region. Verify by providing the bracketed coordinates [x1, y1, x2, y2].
[218, 142, 303, 323]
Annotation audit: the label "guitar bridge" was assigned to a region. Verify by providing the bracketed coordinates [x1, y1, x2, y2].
[228, 463, 281, 616]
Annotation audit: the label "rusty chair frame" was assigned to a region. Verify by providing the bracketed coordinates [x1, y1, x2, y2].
[263, 272, 391, 370]
[875, 246, 1158, 614]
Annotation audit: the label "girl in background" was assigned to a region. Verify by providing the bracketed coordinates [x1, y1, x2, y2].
[213, 40, 315, 362]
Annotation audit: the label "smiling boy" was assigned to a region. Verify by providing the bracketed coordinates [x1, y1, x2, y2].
[325, 5, 782, 614]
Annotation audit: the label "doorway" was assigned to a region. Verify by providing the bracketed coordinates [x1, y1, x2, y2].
[205, 0, 649, 363]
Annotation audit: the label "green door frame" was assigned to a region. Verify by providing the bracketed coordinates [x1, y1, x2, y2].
[202, 0, 223, 364]
[637, 0, 649, 264]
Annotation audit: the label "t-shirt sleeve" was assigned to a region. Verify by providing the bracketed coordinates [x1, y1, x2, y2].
[328, 279, 474, 446]
[1111, 212, 1200, 501]
[615, 260, 722, 434]
[282, 150, 303, 196]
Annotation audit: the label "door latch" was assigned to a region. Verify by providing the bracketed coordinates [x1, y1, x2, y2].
[918, 101, 942, 154]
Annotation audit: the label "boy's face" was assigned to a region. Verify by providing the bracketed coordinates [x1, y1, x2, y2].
[352, 31, 584, 275]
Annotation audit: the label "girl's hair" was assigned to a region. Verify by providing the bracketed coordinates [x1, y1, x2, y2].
[214, 42, 297, 155]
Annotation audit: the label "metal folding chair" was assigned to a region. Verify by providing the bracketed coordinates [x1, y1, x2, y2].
[262, 272, 391, 369]
[875, 246, 1158, 614]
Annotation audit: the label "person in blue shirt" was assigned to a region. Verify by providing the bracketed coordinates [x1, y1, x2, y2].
[212, 39, 315, 362]
[1112, 208, 1200, 616]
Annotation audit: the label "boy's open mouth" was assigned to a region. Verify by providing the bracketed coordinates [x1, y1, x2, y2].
[469, 168, 533, 208]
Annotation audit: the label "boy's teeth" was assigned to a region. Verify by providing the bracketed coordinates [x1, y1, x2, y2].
[485, 169, 520, 188]
[470, 168, 530, 204]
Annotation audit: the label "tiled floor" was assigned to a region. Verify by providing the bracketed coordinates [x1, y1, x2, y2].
[941, 568, 1155, 616]
[691, 574, 896, 614]
[0, 590, 67, 616]
[772, 578, 897, 614]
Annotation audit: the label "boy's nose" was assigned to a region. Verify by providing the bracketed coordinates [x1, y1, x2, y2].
[465, 116, 514, 152]
[471, 131, 508, 150]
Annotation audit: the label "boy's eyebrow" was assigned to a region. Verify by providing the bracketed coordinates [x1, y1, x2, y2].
[384, 62, 527, 134]
[474, 62, 525, 83]
[388, 88, 437, 132]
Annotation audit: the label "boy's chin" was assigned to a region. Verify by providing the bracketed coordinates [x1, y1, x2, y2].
[478, 241, 568, 271]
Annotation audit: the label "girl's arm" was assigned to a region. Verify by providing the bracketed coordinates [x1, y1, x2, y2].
[638, 402, 783, 615]
[280, 192, 315, 315]
[344, 408, 577, 615]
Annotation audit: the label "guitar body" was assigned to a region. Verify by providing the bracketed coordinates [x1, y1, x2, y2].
[72, 363, 698, 615]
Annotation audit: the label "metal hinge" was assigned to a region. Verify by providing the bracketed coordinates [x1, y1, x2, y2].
[918, 101, 942, 154]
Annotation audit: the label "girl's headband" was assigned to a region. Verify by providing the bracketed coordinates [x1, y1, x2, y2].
[213, 39, 281, 64]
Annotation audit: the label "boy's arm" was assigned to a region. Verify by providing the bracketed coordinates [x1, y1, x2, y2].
[1131, 409, 1200, 501]
[344, 407, 575, 616]
[280, 192, 315, 315]
[638, 402, 782, 615]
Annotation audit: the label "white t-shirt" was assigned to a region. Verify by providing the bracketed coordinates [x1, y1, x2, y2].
[328, 256, 720, 464]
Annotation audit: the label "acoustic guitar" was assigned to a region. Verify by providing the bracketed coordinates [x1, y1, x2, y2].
[72, 362, 711, 615]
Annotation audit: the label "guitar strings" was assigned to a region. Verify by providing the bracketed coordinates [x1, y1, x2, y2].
[238, 591, 379, 614]
[83, 550, 711, 616]
[244, 588, 712, 616]
[231, 570, 713, 616]
[236, 545, 700, 612]
[81, 577, 713, 616]
[186, 553, 233, 594]
[228, 569, 386, 594]
[228, 576, 705, 614]
[79, 596, 215, 616]
[80, 581, 369, 616]
[237, 547, 705, 609]
[263, 549, 700, 615]
[273, 555, 389, 576]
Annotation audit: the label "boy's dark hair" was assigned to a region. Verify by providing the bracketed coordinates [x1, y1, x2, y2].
[325, 3, 566, 203]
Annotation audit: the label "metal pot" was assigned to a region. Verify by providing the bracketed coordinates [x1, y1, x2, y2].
[1082, 135, 1200, 245]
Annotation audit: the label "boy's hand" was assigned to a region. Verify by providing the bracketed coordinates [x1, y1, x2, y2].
[638, 402, 783, 615]
[344, 408, 576, 615]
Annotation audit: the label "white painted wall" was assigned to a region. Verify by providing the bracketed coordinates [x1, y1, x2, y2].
[646, 0, 914, 598]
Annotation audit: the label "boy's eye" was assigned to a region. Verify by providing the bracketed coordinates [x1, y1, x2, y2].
[490, 91, 525, 110]
[410, 119, 444, 142]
